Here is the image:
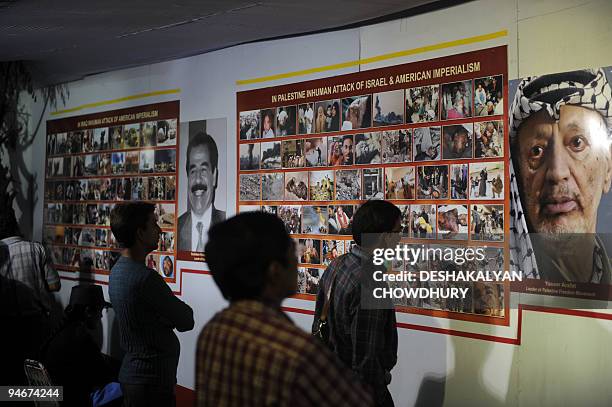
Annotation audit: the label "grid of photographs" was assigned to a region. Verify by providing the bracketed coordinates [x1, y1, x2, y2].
[237, 74, 507, 318]
[44, 117, 179, 280]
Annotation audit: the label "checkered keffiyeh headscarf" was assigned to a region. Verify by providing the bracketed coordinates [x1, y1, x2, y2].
[509, 69, 612, 280]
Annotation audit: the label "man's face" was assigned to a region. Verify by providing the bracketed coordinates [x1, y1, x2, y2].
[342, 138, 353, 162]
[263, 115, 271, 131]
[188, 144, 216, 216]
[515, 105, 612, 234]
[451, 132, 468, 155]
[139, 211, 161, 253]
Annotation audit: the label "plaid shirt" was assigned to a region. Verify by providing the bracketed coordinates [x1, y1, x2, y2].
[313, 245, 398, 401]
[0, 236, 60, 315]
[196, 300, 373, 407]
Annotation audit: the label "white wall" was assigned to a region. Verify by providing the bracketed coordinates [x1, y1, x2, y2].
[22, 0, 612, 406]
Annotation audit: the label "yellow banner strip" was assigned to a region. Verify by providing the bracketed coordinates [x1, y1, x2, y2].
[236, 30, 507, 86]
[51, 89, 181, 116]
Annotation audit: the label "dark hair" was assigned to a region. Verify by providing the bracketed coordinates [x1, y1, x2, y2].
[185, 131, 218, 173]
[0, 210, 20, 240]
[352, 200, 401, 246]
[205, 212, 292, 301]
[342, 134, 353, 143]
[110, 202, 155, 248]
[452, 126, 469, 138]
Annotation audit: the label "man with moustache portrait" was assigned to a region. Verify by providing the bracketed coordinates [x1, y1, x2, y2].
[178, 131, 226, 252]
[509, 69, 612, 283]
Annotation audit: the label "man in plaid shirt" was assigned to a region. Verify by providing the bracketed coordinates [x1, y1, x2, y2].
[313, 200, 401, 407]
[197, 212, 372, 406]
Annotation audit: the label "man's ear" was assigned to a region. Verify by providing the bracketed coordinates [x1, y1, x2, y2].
[603, 142, 612, 194]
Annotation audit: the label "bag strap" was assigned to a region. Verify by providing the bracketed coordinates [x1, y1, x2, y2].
[319, 261, 341, 323]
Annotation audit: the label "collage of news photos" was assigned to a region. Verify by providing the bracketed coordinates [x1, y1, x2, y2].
[43, 118, 179, 280]
[239, 75, 507, 318]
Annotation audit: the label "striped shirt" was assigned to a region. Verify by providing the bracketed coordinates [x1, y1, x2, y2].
[109, 256, 194, 388]
[196, 300, 373, 407]
[0, 236, 59, 315]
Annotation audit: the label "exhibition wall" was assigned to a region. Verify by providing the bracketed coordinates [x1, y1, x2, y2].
[13, 0, 612, 405]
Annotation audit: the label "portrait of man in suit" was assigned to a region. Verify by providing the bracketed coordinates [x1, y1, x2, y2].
[178, 131, 226, 252]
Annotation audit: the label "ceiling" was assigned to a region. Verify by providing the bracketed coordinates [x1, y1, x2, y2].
[0, 0, 459, 86]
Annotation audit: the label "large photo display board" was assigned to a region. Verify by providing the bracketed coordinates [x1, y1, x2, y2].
[44, 101, 180, 281]
[237, 46, 510, 323]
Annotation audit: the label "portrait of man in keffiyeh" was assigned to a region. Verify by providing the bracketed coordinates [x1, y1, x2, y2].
[508, 68, 612, 283]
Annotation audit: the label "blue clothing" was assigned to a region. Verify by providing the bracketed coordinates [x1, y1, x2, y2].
[109, 256, 193, 387]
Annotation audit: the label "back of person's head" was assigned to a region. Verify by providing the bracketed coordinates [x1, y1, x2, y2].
[0, 210, 20, 240]
[352, 200, 401, 246]
[205, 212, 292, 301]
[110, 202, 155, 248]
[65, 284, 111, 323]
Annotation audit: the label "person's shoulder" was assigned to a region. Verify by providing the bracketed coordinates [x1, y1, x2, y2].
[177, 211, 190, 227]
[211, 207, 226, 224]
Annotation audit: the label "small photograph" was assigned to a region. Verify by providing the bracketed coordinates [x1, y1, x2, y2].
[261, 205, 277, 216]
[441, 80, 473, 120]
[111, 152, 125, 174]
[123, 123, 140, 148]
[98, 204, 111, 226]
[278, 205, 302, 234]
[125, 151, 139, 174]
[239, 110, 261, 140]
[156, 203, 175, 228]
[71, 156, 84, 177]
[52, 226, 65, 244]
[82, 130, 94, 153]
[148, 177, 168, 201]
[146, 253, 159, 271]
[411, 204, 436, 239]
[50, 157, 64, 178]
[56, 133, 68, 154]
[284, 171, 308, 201]
[385, 166, 415, 200]
[276, 106, 297, 136]
[63, 248, 76, 267]
[63, 157, 72, 177]
[341, 95, 372, 130]
[78, 228, 96, 247]
[301, 206, 328, 234]
[95, 250, 110, 271]
[239, 205, 260, 213]
[363, 168, 384, 200]
[109, 126, 124, 150]
[413, 127, 441, 161]
[322, 240, 345, 266]
[304, 137, 327, 167]
[335, 169, 361, 201]
[61, 204, 74, 224]
[354, 132, 382, 165]
[281, 139, 304, 168]
[450, 164, 469, 199]
[437, 205, 469, 240]
[85, 204, 99, 225]
[47, 203, 61, 224]
[43, 226, 55, 245]
[382, 129, 411, 163]
[474, 75, 503, 117]
[70, 131, 84, 153]
[309, 170, 334, 201]
[474, 121, 504, 158]
[95, 229, 109, 247]
[406, 85, 440, 123]
[51, 247, 64, 266]
[398, 205, 411, 237]
[473, 282, 504, 317]
[297, 103, 315, 135]
[260, 108, 276, 138]
[239, 174, 261, 201]
[164, 176, 176, 200]
[313, 99, 341, 133]
[373, 89, 404, 126]
[260, 141, 281, 169]
[239, 143, 261, 171]
[471, 204, 504, 242]
[131, 177, 146, 201]
[298, 238, 321, 264]
[417, 165, 449, 199]
[327, 135, 354, 166]
[79, 249, 95, 272]
[156, 119, 177, 147]
[117, 178, 133, 201]
[442, 124, 473, 159]
[75, 180, 86, 201]
[469, 161, 504, 200]
[475, 246, 505, 272]
[345, 240, 355, 253]
[154, 149, 176, 173]
[261, 173, 284, 201]
[93, 128, 109, 151]
[297, 267, 324, 294]
[159, 231, 174, 252]
[327, 205, 354, 235]
[72, 204, 86, 225]
[65, 181, 76, 201]
[97, 153, 111, 176]
[139, 149, 155, 173]
[53, 181, 65, 201]
[140, 121, 157, 147]
[46, 134, 58, 155]
[159, 255, 175, 278]
[84, 155, 99, 176]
